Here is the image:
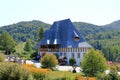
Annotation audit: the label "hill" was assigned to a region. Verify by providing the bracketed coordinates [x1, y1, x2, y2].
[104, 20, 120, 29]
[1, 20, 120, 61]
[73, 21, 120, 49]
[0, 19, 120, 49]
[74, 21, 120, 62]
[0, 20, 50, 42]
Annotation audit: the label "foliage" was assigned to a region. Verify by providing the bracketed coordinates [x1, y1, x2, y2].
[74, 21, 120, 62]
[81, 49, 107, 77]
[38, 27, 44, 41]
[23, 64, 80, 80]
[15, 42, 37, 60]
[15, 42, 25, 56]
[24, 39, 32, 53]
[30, 50, 38, 60]
[109, 69, 120, 80]
[69, 57, 76, 66]
[96, 73, 111, 80]
[0, 20, 50, 42]
[69, 57, 76, 73]
[1, 20, 120, 62]
[0, 52, 5, 62]
[23, 64, 51, 80]
[32, 72, 46, 80]
[102, 46, 120, 62]
[17, 39, 33, 59]
[0, 62, 33, 80]
[40, 53, 58, 69]
[116, 65, 120, 71]
[0, 31, 16, 54]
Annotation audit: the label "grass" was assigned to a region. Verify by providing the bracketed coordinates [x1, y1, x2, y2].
[45, 71, 81, 80]
[22, 64, 81, 80]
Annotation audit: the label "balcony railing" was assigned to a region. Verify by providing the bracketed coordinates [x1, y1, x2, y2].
[40, 48, 59, 52]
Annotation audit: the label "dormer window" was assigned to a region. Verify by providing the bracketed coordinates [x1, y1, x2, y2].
[74, 37, 80, 41]
[73, 31, 80, 41]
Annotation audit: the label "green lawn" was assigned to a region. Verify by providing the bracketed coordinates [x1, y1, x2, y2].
[45, 71, 81, 80]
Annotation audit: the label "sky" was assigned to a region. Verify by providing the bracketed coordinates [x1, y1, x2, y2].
[0, 0, 120, 26]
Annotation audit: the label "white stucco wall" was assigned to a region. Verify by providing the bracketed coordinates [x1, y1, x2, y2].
[58, 52, 85, 66]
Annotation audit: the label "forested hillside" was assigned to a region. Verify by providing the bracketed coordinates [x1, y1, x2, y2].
[0, 20, 120, 61]
[0, 20, 120, 47]
[73, 20, 120, 62]
[74, 21, 120, 46]
[104, 20, 120, 29]
[0, 20, 50, 42]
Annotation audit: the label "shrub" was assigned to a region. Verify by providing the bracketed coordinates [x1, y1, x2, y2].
[23, 64, 51, 73]
[0, 53, 5, 62]
[0, 62, 33, 80]
[116, 65, 120, 71]
[96, 73, 111, 80]
[23, 64, 51, 80]
[109, 69, 120, 80]
[40, 53, 58, 69]
[32, 72, 46, 80]
[69, 58, 76, 66]
[69, 58, 76, 73]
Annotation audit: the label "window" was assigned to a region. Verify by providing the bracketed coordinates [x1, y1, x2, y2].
[72, 53, 74, 57]
[72, 48, 73, 52]
[60, 53, 62, 56]
[68, 48, 70, 52]
[78, 53, 80, 58]
[64, 53, 66, 56]
[74, 37, 80, 41]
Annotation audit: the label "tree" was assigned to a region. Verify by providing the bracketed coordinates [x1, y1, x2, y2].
[40, 53, 58, 69]
[0, 31, 16, 54]
[69, 58, 76, 66]
[24, 39, 32, 53]
[69, 57, 76, 73]
[81, 48, 107, 77]
[38, 27, 44, 41]
[0, 52, 5, 62]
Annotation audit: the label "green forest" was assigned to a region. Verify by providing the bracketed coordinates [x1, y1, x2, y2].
[0, 20, 120, 62]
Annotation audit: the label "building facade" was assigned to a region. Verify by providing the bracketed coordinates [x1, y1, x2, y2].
[37, 19, 91, 66]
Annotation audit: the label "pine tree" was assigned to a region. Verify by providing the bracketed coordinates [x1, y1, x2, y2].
[24, 39, 32, 53]
[38, 27, 44, 41]
[0, 31, 16, 54]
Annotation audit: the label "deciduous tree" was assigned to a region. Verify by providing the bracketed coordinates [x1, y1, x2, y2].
[0, 31, 16, 54]
[40, 54, 58, 69]
[81, 48, 107, 77]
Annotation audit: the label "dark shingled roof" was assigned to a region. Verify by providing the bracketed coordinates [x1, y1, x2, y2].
[38, 19, 91, 48]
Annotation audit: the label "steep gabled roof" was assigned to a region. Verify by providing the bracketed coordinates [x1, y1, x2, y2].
[39, 19, 91, 48]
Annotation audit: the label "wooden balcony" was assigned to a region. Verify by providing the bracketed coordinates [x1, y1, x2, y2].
[40, 48, 59, 52]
